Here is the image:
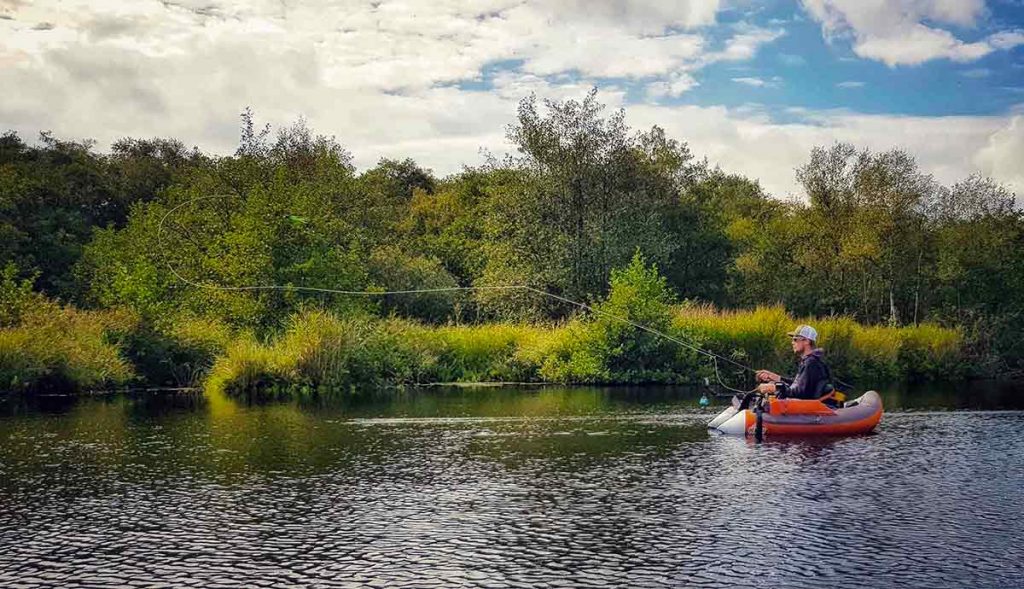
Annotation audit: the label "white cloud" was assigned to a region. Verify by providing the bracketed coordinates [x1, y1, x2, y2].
[0, 0, 728, 89]
[707, 24, 785, 62]
[836, 80, 864, 88]
[974, 115, 1024, 196]
[0, 1, 755, 98]
[0, 0, 783, 157]
[854, 25, 991, 65]
[731, 76, 779, 88]
[799, 0, 1023, 66]
[626, 104, 1024, 198]
[988, 29, 1024, 50]
[521, 29, 705, 78]
[646, 72, 700, 99]
[0, 0, 1020, 203]
[732, 77, 767, 87]
[537, 0, 721, 33]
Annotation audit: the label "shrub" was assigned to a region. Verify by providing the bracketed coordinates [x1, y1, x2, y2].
[899, 323, 963, 380]
[847, 325, 902, 381]
[540, 252, 703, 384]
[204, 253, 966, 397]
[0, 301, 135, 393]
[535, 321, 611, 384]
[426, 323, 543, 382]
[0, 263, 42, 328]
[205, 311, 439, 397]
[367, 246, 461, 322]
[674, 304, 790, 371]
[114, 314, 234, 387]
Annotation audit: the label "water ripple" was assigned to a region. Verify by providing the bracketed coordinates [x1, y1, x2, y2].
[0, 398, 1022, 588]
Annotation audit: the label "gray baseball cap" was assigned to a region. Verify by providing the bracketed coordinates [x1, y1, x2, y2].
[787, 324, 818, 342]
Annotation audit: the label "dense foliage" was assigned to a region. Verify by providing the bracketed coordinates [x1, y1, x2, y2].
[1, 93, 1020, 394]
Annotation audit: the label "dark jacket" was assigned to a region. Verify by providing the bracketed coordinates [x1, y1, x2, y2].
[777, 349, 831, 399]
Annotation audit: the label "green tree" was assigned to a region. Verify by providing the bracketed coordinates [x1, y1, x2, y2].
[0, 132, 118, 298]
[0, 130, 197, 302]
[80, 115, 374, 331]
[479, 90, 700, 318]
[793, 144, 934, 324]
[0, 263, 41, 327]
[928, 175, 1024, 370]
[400, 170, 494, 286]
[675, 169, 782, 305]
[367, 246, 459, 322]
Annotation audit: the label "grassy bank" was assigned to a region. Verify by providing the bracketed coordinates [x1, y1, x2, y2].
[0, 256, 965, 396]
[0, 302, 135, 393]
[0, 304, 966, 397]
[1, 270, 233, 393]
[204, 305, 964, 398]
[674, 305, 965, 382]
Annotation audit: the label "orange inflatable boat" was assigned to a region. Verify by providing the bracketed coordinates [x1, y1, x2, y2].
[707, 391, 883, 437]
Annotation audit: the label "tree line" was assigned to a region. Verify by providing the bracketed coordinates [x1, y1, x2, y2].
[2, 92, 1022, 375]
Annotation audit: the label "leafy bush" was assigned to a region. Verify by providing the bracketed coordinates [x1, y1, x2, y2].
[114, 314, 234, 387]
[533, 322, 610, 383]
[847, 325, 902, 381]
[674, 303, 791, 371]
[367, 246, 460, 322]
[426, 323, 542, 382]
[0, 263, 42, 327]
[536, 252, 704, 384]
[205, 311, 438, 397]
[203, 253, 966, 397]
[1, 256, 966, 397]
[899, 323, 963, 380]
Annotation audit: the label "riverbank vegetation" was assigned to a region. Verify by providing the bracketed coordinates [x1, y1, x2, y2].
[1, 92, 1019, 395]
[203, 255, 963, 398]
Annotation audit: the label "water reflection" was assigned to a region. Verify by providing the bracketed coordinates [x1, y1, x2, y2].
[0, 385, 1022, 588]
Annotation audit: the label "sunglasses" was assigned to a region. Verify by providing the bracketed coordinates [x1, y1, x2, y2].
[790, 336, 807, 342]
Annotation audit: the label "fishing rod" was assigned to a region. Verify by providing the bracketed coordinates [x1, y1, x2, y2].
[156, 195, 818, 395]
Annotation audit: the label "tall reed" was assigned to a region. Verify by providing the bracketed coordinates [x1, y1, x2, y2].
[675, 304, 964, 384]
[204, 305, 964, 398]
[0, 300, 963, 396]
[0, 302, 135, 392]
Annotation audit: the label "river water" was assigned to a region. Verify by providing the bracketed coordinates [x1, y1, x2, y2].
[1, 384, 1022, 588]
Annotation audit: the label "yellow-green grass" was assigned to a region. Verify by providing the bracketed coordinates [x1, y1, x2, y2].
[1, 301, 965, 396]
[206, 305, 964, 397]
[204, 312, 569, 396]
[673, 304, 964, 383]
[0, 303, 135, 392]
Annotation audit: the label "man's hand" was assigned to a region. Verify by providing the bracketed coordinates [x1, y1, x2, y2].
[757, 383, 777, 394]
[756, 370, 781, 382]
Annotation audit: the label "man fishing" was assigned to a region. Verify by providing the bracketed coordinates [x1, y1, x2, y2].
[754, 325, 832, 399]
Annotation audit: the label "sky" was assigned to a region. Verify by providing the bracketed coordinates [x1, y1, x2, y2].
[1, 0, 1023, 198]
